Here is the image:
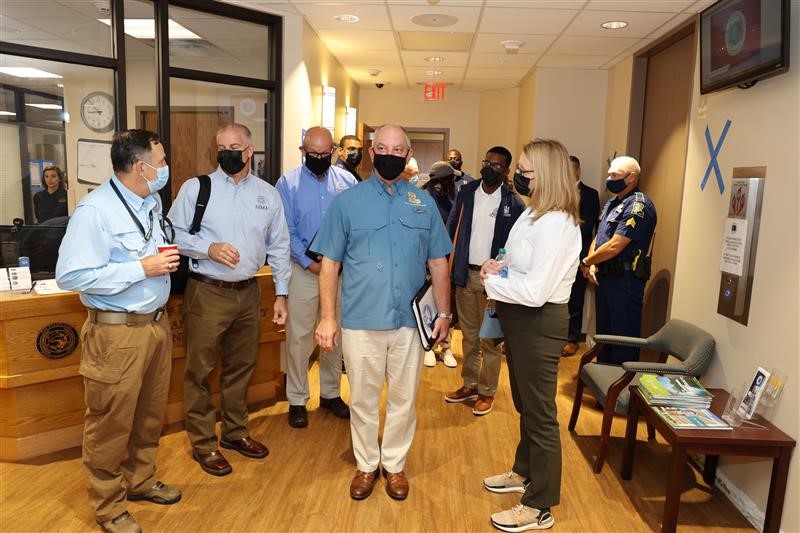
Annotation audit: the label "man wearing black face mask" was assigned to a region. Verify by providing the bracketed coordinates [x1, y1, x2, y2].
[335, 135, 364, 182]
[444, 146, 525, 416]
[580, 156, 657, 365]
[314, 124, 453, 501]
[447, 148, 476, 193]
[276, 126, 358, 429]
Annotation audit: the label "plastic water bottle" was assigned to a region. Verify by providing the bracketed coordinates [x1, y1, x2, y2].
[495, 248, 508, 278]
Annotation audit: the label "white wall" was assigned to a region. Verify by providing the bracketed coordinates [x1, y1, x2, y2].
[478, 87, 520, 164]
[532, 68, 609, 192]
[671, 12, 799, 532]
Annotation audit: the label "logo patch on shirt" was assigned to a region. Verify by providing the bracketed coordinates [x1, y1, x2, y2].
[407, 191, 422, 205]
[336, 182, 347, 191]
[503, 205, 511, 217]
[255, 195, 269, 211]
[490, 207, 498, 219]
[631, 201, 645, 218]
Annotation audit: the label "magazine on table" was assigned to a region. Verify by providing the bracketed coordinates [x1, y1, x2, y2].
[653, 406, 732, 430]
[639, 374, 713, 407]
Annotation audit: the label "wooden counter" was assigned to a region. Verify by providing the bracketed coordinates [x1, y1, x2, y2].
[0, 269, 285, 461]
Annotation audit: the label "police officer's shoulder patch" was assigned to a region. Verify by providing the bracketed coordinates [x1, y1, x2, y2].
[631, 202, 645, 218]
[626, 217, 637, 228]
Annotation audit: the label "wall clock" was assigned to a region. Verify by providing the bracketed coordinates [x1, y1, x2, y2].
[80, 91, 115, 133]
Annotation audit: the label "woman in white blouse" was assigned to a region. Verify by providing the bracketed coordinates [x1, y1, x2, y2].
[480, 139, 581, 532]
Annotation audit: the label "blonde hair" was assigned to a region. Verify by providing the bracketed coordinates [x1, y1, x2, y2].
[523, 138, 580, 225]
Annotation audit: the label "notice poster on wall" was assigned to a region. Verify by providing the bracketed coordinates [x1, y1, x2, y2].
[720, 217, 748, 276]
[77, 139, 113, 186]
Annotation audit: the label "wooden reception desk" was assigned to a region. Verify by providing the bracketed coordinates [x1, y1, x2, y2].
[0, 269, 285, 462]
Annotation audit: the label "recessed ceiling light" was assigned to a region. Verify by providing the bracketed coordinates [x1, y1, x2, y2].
[411, 14, 458, 28]
[25, 103, 63, 110]
[0, 67, 62, 79]
[425, 56, 445, 63]
[57, 83, 64, 88]
[98, 18, 201, 39]
[425, 69, 443, 77]
[334, 14, 359, 23]
[0, 111, 16, 116]
[601, 20, 628, 30]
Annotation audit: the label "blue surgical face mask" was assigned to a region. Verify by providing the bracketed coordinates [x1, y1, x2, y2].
[142, 161, 169, 193]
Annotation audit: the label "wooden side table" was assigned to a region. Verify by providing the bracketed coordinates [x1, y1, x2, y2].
[621, 386, 795, 533]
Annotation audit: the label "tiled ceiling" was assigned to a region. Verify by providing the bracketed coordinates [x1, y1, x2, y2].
[232, 0, 716, 91]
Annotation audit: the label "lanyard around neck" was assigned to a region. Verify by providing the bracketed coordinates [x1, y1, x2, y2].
[110, 179, 153, 242]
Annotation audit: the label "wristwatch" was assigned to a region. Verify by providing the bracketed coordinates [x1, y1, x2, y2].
[436, 312, 453, 322]
[581, 258, 590, 268]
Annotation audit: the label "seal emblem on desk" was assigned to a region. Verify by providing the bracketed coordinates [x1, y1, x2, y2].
[36, 323, 79, 359]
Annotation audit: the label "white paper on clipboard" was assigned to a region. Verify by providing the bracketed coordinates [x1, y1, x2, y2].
[77, 139, 113, 185]
[411, 278, 438, 351]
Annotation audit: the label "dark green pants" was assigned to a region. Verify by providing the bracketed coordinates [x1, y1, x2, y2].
[497, 301, 567, 509]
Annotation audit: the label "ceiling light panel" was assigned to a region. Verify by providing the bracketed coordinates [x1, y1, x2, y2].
[25, 103, 63, 110]
[564, 10, 674, 38]
[472, 33, 554, 55]
[479, 7, 575, 35]
[548, 35, 643, 56]
[389, 5, 481, 33]
[585, 0, 695, 12]
[0, 67, 62, 78]
[401, 51, 469, 67]
[292, 3, 391, 30]
[98, 18, 202, 39]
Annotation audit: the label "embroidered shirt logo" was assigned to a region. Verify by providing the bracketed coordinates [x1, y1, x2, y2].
[407, 191, 422, 205]
[255, 195, 269, 210]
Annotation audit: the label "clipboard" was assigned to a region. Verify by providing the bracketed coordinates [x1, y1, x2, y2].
[411, 278, 438, 351]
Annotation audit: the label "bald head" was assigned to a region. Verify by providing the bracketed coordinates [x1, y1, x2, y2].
[302, 126, 335, 154]
[609, 156, 641, 176]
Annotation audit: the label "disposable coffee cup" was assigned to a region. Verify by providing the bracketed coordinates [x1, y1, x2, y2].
[157, 244, 178, 254]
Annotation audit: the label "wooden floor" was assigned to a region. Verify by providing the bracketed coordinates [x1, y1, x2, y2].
[0, 336, 755, 533]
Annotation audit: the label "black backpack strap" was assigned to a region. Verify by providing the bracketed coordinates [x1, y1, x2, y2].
[189, 175, 211, 235]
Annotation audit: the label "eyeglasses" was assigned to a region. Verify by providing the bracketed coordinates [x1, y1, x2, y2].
[516, 167, 535, 177]
[481, 160, 506, 172]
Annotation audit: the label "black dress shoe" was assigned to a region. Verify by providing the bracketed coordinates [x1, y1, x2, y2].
[288, 405, 308, 428]
[320, 396, 350, 419]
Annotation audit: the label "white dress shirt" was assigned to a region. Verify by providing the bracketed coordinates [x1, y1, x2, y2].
[468, 183, 502, 266]
[484, 208, 581, 308]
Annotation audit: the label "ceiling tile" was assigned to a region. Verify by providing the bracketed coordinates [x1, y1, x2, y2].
[224, 1, 298, 16]
[401, 51, 469, 67]
[292, 3, 391, 31]
[585, 0, 694, 12]
[385, 0, 483, 5]
[549, 35, 642, 56]
[485, 0, 586, 8]
[25, 17, 112, 41]
[472, 33, 555, 54]
[468, 53, 539, 69]
[405, 66, 466, 80]
[648, 13, 694, 38]
[478, 7, 576, 35]
[602, 56, 627, 69]
[536, 54, 613, 68]
[346, 65, 406, 80]
[1, 1, 88, 19]
[0, 16, 61, 40]
[466, 66, 531, 80]
[564, 10, 675, 38]
[334, 49, 402, 67]
[461, 79, 520, 91]
[398, 31, 473, 52]
[317, 29, 397, 51]
[687, 0, 717, 12]
[291, 0, 382, 3]
[388, 5, 482, 33]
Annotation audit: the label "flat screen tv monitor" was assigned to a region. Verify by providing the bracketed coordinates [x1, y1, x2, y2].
[699, 0, 791, 95]
[0, 219, 68, 280]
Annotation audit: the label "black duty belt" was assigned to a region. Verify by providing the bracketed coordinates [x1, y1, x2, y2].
[190, 272, 256, 290]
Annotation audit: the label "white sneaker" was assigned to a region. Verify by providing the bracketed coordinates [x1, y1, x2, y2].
[491, 504, 554, 532]
[424, 350, 436, 367]
[483, 471, 529, 494]
[442, 348, 457, 368]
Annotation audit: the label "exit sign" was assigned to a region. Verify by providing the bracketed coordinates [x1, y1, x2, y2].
[424, 83, 445, 101]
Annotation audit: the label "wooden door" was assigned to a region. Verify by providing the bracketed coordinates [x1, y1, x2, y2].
[139, 107, 233, 198]
[409, 140, 445, 175]
[357, 123, 375, 178]
[637, 32, 695, 345]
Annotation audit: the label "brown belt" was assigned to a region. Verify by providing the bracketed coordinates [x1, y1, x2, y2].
[190, 272, 256, 290]
[89, 308, 165, 325]
[468, 264, 482, 272]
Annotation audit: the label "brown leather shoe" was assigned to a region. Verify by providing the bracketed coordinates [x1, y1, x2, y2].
[561, 342, 579, 357]
[473, 395, 494, 416]
[383, 469, 409, 500]
[444, 386, 478, 403]
[192, 450, 232, 476]
[349, 469, 379, 500]
[220, 436, 269, 459]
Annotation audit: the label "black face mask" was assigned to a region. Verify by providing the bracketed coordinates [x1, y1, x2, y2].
[606, 176, 628, 193]
[345, 150, 362, 168]
[305, 155, 332, 176]
[480, 166, 503, 187]
[513, 169, 532, 197]
[218, 149, 247, 175]
[373, 153, 407, 181]
[449, 159, 462, 171]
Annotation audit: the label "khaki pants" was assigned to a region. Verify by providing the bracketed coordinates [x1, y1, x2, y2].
[182, 278, 261, 453]
[342, 327, 422, 473]
[497, 301, 567, 509]
[79, 311, 172, 522]
[285, 263, 343, 406]
[455, 270, 502, 396]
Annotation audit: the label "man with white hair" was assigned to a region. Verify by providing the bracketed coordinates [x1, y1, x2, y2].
[315, 124, 452, 501]
[580, 156, 657, 364]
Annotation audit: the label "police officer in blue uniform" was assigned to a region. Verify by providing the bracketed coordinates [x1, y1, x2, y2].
[580, 156, 656, 365]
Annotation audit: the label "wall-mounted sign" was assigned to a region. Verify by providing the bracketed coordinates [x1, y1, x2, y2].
[424, 83, 445, 102]
[36, 322, 79, 359]
[345, 106, 357, 136]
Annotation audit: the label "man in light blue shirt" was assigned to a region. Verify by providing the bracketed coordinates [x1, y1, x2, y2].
[56, 129, 182, 533]
[315, 124, 453, 502]
[276, 126, 357, 429]
[168, 123, 291, 477]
